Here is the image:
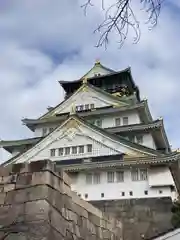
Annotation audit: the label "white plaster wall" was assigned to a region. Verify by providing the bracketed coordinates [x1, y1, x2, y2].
[71, 168, 175, 201]
[12, 150, 20, 157]
[149, 167, 174, 187]
[142, 134, 156, 149]
[53, 87, 128, 115]
[34, 124, 58, 137]
[101, 110, 141, 128]
[153, 229, 180, 240]
[34, 127, 42, 137]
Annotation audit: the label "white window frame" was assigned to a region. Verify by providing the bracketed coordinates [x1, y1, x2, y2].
[131, 168, 148, 181]
[87, 144, 92, 153]
[50, 149, 56, 157]
[136, 135, 143, 144]
[93, 173, 101, 184]
[79, 145, 84, 154]
[58, 148, 63, 156]
[115, 118, 121, 126]
[107, 172, 114, 183]
[122, 116, 128, 125]
[86, 173, 93, 184]
[116, 171, 124, 182]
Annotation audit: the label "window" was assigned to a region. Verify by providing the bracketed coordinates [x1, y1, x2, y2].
[131, 169, 139, 181]
[128, 135, 135, 143]
[140, 169, 148, 181]
[58, 148, 63, 156]
[96, 119, 102, 127]
[144, 190, 148, 195]
[123, 117, 128, 125]
[50, 149, 56, 157]
[101, 193, 104, 198]
[90, 103, 95, 109]
[94, 173, 100, 184]
[159, 190, 163, 194]
[86, 174, 93, 184]
[85, 194, 88, 199]
[122, 192, 125, 196]
[116, 171, 124, 182]
[65, 147, 70, 155]
[107, 172, 114, 183]
[78, 194, 81, 197]
[131, 168, 148, 181]
[85, 104, 89, 110]
[136, 135, 143, 144]
[42, 128, 47, 136]
[79, 145, 84, 154]
[75, 106, 79, 112]
[72, 146, 77, 154]
[129, 191, 133, 196]
[49, 127, 54, 133]
[79, 105, 84, 111]
[87, 144, 92, 153]
[115, 118, 121, 126]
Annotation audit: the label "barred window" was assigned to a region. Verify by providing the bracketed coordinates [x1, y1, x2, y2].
[131, 169, 139, 181]
[123, 117, 128, 125]
[136, 135, 143, 144]
[90, 103, 95, 109]
[42, 128, 47, 136]
[86, 174, 93, 184]
[115, 118, 121, 126]
[140, 169, 148, 180]
[49, 127, 54, 133]
[79, 145, 84, 154]
[65, 147, 70, 155]
[96, 119, 102, 127]
[79, 105, 84, 111]
[85, 104, 89, 110]
[50, 149, 56, 157]
[94, 173, 101, 184]
[58, 148, 63, 156]
[87, 144, 92, 153]
[107, 172, 114, 183]
[116, 171, 124, 182]
[72, 146, 77, 154]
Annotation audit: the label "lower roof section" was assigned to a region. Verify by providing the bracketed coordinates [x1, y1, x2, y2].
[0, 137, 42, 153]
[55, 152, 180, 172]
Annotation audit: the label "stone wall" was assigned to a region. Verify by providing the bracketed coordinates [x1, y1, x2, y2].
[0, 160, 122, 240]
[91, 198, 173, 240]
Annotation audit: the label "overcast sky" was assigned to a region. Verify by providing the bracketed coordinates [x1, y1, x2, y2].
[0, 0, 180, 161]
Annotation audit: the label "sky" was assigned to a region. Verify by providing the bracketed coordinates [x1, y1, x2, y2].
[0, 0, 180, 161]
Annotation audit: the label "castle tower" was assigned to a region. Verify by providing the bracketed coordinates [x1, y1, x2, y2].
[1, 61, 179, 202]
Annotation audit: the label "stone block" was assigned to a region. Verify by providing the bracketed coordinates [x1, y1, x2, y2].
[16, 173, 32, 188]
[29, 159, 55, 173]
[31, 171, 51, 186]
[0, 192, 6, 205]
[0, 165, 12, 176]
[28, 185, 49, 201]
[25, 200, 49, 222]
[3, 184, 15, 192]
[50, 207, 67, 236]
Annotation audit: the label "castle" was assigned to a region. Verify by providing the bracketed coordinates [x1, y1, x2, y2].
[1, 61, 180, 239]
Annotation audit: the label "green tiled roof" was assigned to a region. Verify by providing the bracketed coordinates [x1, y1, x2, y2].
[0, 137, 42, 153]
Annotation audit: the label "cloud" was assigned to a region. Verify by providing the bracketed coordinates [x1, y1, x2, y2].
[0, 0, 180, 161]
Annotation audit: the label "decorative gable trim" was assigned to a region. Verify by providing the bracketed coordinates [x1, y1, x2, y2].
[8, 115, 159, 165]
[40, 83, 128, 119]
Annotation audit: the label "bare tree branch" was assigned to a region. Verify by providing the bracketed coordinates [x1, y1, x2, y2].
[81, 0, 164, 48]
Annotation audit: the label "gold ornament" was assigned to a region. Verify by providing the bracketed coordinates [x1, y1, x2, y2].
[82, 77, 88, 84]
